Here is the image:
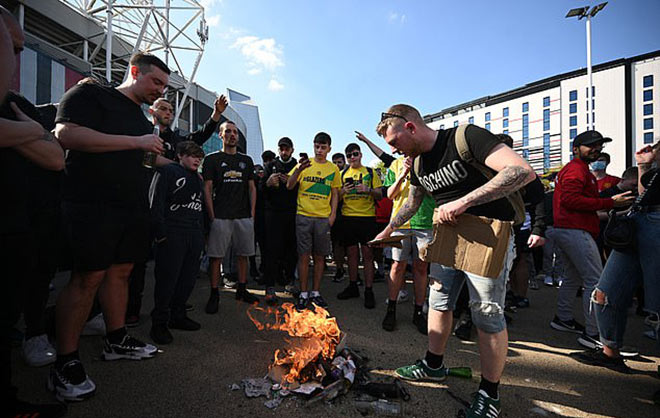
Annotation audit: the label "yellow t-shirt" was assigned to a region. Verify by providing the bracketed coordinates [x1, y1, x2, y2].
[341, 165, 383, 217]
[289, 159, 341, 217]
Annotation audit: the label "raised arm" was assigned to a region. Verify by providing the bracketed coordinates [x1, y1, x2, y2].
[55, 122, 164, 154]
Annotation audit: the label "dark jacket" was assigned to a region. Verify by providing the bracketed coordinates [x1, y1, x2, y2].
[262, 157, 298, 212]
[159, 118, 219, 160]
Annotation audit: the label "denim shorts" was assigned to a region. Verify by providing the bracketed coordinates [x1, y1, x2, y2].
[391, 229, 433, 263]
[428, 235, 516, 333]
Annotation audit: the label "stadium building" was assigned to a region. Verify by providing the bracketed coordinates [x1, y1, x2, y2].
[424, 50, 660, 177]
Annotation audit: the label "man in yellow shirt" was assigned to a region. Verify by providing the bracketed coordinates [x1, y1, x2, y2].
[336, 143, 382, 309]
[287, 132, 341, 310]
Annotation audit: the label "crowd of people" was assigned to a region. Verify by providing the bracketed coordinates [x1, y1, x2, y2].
[1, 7, 659, 417]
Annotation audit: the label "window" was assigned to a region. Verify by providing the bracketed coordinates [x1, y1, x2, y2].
[644, 89, 653, 102]
[543, 109, 550, 131]
[569, 90, 577, 101]
[644, 75, 654, 88]
[570, 115, 577, 126]
[644, 132, 654, 144]
[503, 129, 508, 135]
[454, 120, 459, 127]
[503, 107, 509, 117]
[522, 102, 529, 113]
[485, 122, 491, 131]
[503, 118, 509, 128]
[522, 114, 529, 140]
[543, 133, 551, 169]
[469, 116, 474, 124]
[485, 112, 491, 121]
[522, 149, 529, 160]
[543, 96, 550, 107]
[569, 103, 577, 114]
[570, 128, 577, 139]
[644, 104, 653, 116]
[585, 86, 595, 97]
[644, 118, 654, 130]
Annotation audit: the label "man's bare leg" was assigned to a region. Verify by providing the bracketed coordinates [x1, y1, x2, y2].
[312, 255, 325, 291]
[298, 254, 310, 293]
[209, 257, 223, 288]
[346, 245, 359, 283]
[98, 263, 133, 332]
[237, 256, 248, 284]
[361, 245, 375, 288]
[412, 259, 429, 305]
[477, 328, 508, 383]
[56, 269, 106, 354]
[427, 308, 453, 356]
[388, 260, 407, 300]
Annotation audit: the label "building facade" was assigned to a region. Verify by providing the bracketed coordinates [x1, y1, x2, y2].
[424, 51, 660, 177]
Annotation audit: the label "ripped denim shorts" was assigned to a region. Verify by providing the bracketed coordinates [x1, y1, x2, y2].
[428, 235, 516, 334]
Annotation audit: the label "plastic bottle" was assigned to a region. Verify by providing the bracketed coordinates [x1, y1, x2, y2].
[142, 125, 159, 169]
[354, 399, 402, 416]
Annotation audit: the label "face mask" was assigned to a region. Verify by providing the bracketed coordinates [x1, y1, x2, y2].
[590, 161, 607, 171]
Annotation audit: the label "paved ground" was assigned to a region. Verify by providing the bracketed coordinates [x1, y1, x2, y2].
[12, 263, 660, 418]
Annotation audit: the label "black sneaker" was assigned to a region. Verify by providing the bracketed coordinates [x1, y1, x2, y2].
[332, 268, 345, 283]
[373, 271, 386, 283]
[454, 317, 473, 341]
[310, 295, 328, 309]
[150, 323, 173, 345]
[9, 400, 67, 417]
[48, 360, 96, 402]
[550, 316, 585, 334]
[205, 290, 219, 314]
[364, 288, 376, 309]
[382, 310, 396, 331]
[356, 278, 364, 286]
[102, 334, 158, 361]
[514, 296, 530, 308]
[570, 348, 631, 374]
[413, 311, 428, 335]
[577, 332, 602, 350]
[295, 295, 309, 311]
[185, 303, 194, 312]
[236, 288, 260, 304]
[169, 316, 201, 331]
[337, 284, 360, 300]
[265, 287, 279, 306]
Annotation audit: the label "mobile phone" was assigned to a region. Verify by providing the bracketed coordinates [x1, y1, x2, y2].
[299, 152, 308, 160]
[345, 177, 354, 186]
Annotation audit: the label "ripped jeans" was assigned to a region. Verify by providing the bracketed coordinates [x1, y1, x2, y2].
[593, 210, 660, 350]
[428, 236, 516, 333]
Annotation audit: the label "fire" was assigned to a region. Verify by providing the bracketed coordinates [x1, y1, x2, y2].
[247, 303, 341, 385]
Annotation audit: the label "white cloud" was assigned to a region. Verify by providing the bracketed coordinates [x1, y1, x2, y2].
[206, 14, 220, 27]
[388, 11, 406, 24]
[268, 79, 284, 91]
[200, 0, 221, 9]
[232, 36, 284, 72]
[247, 68, 262, 75]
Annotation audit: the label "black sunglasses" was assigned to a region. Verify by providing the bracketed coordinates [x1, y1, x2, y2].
[346, 151, 360, 158]
[381, 112, 408, 123]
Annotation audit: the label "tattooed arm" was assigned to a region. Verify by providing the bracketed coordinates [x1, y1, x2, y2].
[373, 184, 426, 241]
[435, 143, 535, 224]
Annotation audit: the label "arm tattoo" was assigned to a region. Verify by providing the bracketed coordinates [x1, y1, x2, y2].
[460, 165, 530, 208]
[389, 184, 425, 228]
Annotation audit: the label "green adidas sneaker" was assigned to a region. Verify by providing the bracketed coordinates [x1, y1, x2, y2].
[394, 359, 447, 382]
[465, 390, 501, 418]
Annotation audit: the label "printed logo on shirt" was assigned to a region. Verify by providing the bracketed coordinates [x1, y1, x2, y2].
[303, 172, 336, 197]
[223, 170, 244, 182]
[418, 160, 469, 193]
[173, 177, 186, 195]
[170, 192, 203, 212]
[239, 162, 246, 169]
[221, 162, 228, 167]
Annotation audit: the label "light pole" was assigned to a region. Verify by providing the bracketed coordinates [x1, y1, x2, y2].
[566, 2, 607, 131]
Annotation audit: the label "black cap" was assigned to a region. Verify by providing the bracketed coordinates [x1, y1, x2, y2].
[277, 137, 293, 148]
[573, 130, 612, 147]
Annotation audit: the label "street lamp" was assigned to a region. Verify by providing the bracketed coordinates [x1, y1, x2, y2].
[566, 2, 608, 131]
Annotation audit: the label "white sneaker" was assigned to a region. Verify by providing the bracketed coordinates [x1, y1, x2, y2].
[82, 313, 106, 336]
[223, 277, 237, 289]
[48, 360, 96, 401]
[22, 334, 56, 367]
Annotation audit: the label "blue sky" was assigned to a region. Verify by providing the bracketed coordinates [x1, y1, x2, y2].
[193, 0, 660, 162]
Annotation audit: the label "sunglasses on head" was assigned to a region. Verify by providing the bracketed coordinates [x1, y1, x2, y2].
[346, 151, 360, 158]
[381, 112, 408, 123]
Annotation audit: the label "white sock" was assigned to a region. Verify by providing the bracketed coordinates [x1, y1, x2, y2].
[310, 290, 321, 297]
[300, 291, 309, 299]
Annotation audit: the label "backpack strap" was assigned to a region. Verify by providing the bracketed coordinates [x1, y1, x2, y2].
[366, 166, 374, 189]
[341, 166, 350, 183]
[454, 125, 526, 226]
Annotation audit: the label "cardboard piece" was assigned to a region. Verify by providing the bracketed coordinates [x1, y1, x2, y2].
[367, 235, 405, 248]
[419, 213, 512, 279]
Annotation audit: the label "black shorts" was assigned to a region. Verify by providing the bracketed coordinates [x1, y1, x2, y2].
[340, 216, 379, 247]
[63, 202, 150, 272]
[331, 215, 343, 242]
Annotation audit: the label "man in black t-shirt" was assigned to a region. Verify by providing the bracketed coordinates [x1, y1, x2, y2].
[0, 7, 67, 416]
[52, 52, 171, 402]
[372, 104, 535, 418]
[202, 120, 259, 312]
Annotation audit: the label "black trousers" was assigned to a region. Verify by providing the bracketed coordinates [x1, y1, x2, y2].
[1, 233, 30, 406]
[262, 210, 297, 287]
[151, 229, 204, 325]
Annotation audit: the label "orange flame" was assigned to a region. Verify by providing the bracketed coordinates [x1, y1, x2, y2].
[247, 302, 341, 384]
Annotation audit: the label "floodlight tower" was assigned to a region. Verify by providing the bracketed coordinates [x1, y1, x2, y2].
[60, 0, 209, 128]
[566, 2, 608, 131]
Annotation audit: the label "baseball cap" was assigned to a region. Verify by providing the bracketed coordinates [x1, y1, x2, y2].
[573, 130, 612, 147]
[277, 137, 293, 148]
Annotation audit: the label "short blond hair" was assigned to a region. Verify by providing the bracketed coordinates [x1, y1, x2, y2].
[376, 104, 424, 137]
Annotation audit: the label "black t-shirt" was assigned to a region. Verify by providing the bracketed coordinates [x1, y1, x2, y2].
[0, 92, 42, 235]
[410, 126, 516, 221]
[640, 168, 660, 206]
[56, 83, 153, 209]
[202, 151, 255, 219]
[262, 157, 298, 213]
